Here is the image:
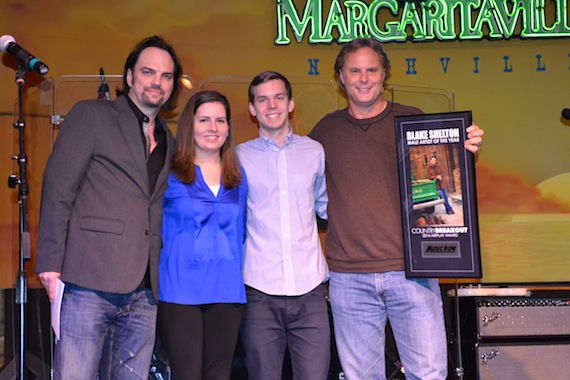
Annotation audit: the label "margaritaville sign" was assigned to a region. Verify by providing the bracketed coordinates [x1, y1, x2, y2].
[275, 0, 570, 44]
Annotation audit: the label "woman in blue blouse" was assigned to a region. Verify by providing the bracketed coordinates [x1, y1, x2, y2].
[158, 90, 247, 380]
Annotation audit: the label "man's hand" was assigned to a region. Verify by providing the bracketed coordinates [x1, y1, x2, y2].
[465, 124, 484, 154]
[38, 271, 61, 303]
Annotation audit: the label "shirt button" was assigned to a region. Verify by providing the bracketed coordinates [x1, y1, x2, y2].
[144, 230, 149, 236]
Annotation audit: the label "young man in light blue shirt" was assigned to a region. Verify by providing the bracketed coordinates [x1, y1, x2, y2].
[237, 71, 330, 380]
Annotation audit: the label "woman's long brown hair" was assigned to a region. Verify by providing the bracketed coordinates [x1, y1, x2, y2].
[170, 90, 242, 188]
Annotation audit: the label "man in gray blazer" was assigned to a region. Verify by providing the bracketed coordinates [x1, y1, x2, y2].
[35, 36, 182, 380]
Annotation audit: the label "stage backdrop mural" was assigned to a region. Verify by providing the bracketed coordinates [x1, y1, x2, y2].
[1, 0, 569, 288]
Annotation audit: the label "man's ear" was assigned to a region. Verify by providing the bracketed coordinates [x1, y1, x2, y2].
[288, 98, 295, 113]
[126, 68, 133, 88]
[248, 102, 257, 117]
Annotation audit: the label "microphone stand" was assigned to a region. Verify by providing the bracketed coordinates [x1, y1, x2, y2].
[98, 67, 110, 100]
[5, 63, 33, 380]
[453, 279, 464, 379]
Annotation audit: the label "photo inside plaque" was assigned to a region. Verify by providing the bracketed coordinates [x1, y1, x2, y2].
[409, 144, 464, 228]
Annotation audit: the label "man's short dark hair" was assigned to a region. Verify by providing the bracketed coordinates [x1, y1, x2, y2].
[248, 70, 292, 104]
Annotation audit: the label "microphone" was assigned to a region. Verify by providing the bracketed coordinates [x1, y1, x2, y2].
[99, 67, 111, 100]
[562, 109, 570, 121]
[0, 34, 49, 75]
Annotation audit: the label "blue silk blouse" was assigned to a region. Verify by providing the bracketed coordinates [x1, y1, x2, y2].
[158, 167, 248, 305]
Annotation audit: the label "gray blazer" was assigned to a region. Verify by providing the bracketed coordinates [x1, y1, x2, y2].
[35, 95, 174, 300]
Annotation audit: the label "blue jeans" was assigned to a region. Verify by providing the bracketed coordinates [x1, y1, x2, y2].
[241, 283, 331, 380]
[329, 271, 447, 380]
[439, 188, 453, 213]
[54, 283, 157, 380]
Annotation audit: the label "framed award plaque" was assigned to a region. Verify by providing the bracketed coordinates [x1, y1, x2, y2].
[395, 111, 482, 278]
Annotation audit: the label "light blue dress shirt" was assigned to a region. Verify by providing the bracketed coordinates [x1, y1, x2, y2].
[237, 130, 329, 296]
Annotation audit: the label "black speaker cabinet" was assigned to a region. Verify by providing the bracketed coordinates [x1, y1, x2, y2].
[476, 342, 570, 380]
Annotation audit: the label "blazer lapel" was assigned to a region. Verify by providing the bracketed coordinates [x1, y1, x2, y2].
[151, 123, 174, 200]
[115, 96, 150, 197]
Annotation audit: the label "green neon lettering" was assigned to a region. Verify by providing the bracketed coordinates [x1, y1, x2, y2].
[323, 0, 349, 43]
[472, 0, 505, 39]
[424, 0, 456, 40]
[368, 0, 406, 42]
[274, 0, 325, 44]
[274, 0, 570, 45]
[559, 0, 570, 33]
[345, 0, 370, 40]
[456, 0, 481, 39]
[524, 0, 570, 37]
[491, 0, 525, 37]
[400, 1, 426, 40]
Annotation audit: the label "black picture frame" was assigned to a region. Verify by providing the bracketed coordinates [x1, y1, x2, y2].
[395, 111, 482, 278]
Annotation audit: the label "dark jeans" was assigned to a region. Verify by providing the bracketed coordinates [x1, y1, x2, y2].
[241, 283, 331, 380]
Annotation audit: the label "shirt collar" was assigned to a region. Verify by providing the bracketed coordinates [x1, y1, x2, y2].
[259, 127, 293, 150]
[125, 95, 166, 144]
[125, 95, 149, 124]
